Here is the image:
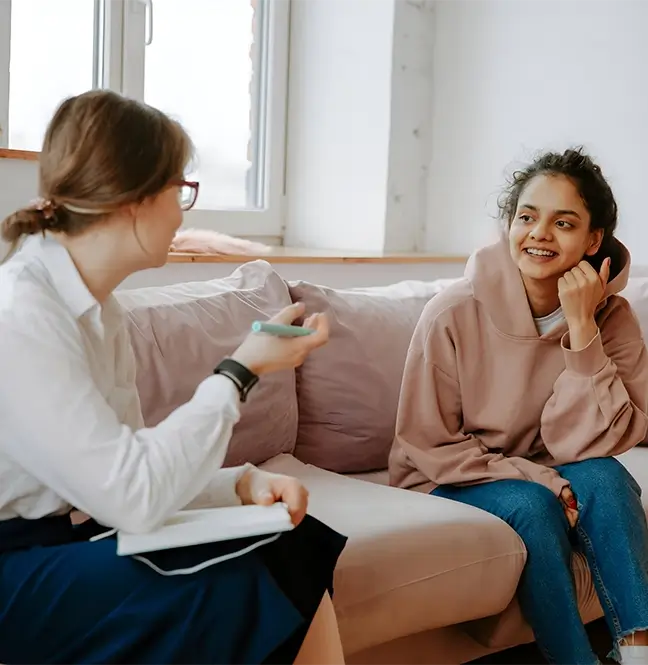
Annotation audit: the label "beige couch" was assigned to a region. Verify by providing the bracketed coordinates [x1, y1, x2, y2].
[117, 261, 648, 665]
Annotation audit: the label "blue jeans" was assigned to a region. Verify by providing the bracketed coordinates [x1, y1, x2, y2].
[432, 457, 648, 664]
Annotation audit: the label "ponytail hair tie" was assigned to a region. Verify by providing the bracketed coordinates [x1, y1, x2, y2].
[28, 198, 57, 226]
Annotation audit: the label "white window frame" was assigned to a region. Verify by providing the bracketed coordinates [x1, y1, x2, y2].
[0, 0, 290, 239]
[0, 1, 12, 149]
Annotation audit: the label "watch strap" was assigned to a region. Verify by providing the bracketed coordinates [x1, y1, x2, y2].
[214, 358, 259, 403]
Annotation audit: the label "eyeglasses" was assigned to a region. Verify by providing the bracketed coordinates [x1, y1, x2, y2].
[171, 179, 200, 211]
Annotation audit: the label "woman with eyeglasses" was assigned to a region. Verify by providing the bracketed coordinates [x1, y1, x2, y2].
[0, 90, 347, 665]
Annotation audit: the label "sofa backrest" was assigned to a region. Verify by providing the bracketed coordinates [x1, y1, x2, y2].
[115, 266, 648, 476]
[288, 279, 455, 473]
[116, 260, 299, 467]
[621, 277, 648, 340]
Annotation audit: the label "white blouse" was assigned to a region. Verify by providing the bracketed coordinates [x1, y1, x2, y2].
[0, 234, 247, 533]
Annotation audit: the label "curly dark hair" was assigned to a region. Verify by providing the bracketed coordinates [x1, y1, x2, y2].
[498, 147, 618, 269]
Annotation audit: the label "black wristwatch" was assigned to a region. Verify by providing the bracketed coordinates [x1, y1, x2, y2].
[214, 358, 259, 403]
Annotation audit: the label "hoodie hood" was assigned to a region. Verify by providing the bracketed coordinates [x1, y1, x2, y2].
[465, 234, 631, 339]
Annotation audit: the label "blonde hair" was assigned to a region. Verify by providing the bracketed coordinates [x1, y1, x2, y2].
[1, 90, 193, 260]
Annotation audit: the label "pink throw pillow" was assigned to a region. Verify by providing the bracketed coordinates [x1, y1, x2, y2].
[117, 260, 298, 467]
[621, 277, 648, 340]
[619, 277, 648, 446]
[289, 279, 455, 473]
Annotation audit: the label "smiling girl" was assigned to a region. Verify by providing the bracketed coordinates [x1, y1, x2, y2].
[389, 148, 648, 664]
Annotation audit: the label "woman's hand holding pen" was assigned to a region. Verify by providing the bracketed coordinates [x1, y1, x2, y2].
[231, 302, 329, 375]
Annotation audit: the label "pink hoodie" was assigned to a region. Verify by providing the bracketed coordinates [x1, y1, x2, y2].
[389, 237, 648, 496]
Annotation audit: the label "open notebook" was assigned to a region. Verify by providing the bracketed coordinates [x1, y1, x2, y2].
[116, 503, 295, 557]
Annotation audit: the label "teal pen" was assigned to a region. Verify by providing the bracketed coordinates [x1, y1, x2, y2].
[251, 321, 315, 337]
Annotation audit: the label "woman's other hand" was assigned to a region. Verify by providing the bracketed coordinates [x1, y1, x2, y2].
[560, 486, 579, 528]
[236, 467, 309, 526]
[231, 302, 329, 376]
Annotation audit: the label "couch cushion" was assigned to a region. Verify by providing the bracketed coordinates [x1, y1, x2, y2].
[465, 550, 602, 650]
[350, 470, 604, 654]
[117, 260, 298, 467]
[349, 468, 608, 653]
[619, 447, 648, 512]
[288, 279, 456, 473]
[347, 469, 602, 649]
[618, 279, 648, 446]
[260, 454, 526, 655]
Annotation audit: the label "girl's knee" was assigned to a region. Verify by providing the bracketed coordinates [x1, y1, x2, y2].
[512, 492, 571, 556]
[513, 481, 561, 515]
[435, 481, 570, 552]
[565, 457, 640, 503]
[498, 482, 566, 540]
[569, 456, 623, 477]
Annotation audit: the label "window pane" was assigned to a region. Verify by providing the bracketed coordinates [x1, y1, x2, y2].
[144, 0, 256, 210]
[8, 0, 96, 151]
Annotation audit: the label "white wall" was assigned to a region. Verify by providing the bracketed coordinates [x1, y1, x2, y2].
[426, 0, 648, 262]
[285, 0, 395, 251]
[0, 158, 38, 219]
[5, 0, 648, 283]
[0, 158, 38, 258]
[285, 0, 435, 253]
[383, 0, 435, 252]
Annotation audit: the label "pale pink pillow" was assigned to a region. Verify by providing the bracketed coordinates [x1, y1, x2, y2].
[117, 261, 298, 467]
[621, 277, 648, 339]
[288, 279, 456, 473]
[619, 277, 648, 447]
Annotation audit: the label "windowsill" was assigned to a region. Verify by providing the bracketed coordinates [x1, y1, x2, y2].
[0, 148, 39, 161]
[167, 248, 468, 264]
[0, 149, 467, 265]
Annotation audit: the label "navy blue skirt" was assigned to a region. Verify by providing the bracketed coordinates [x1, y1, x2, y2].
[0, 513, 347, 664]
